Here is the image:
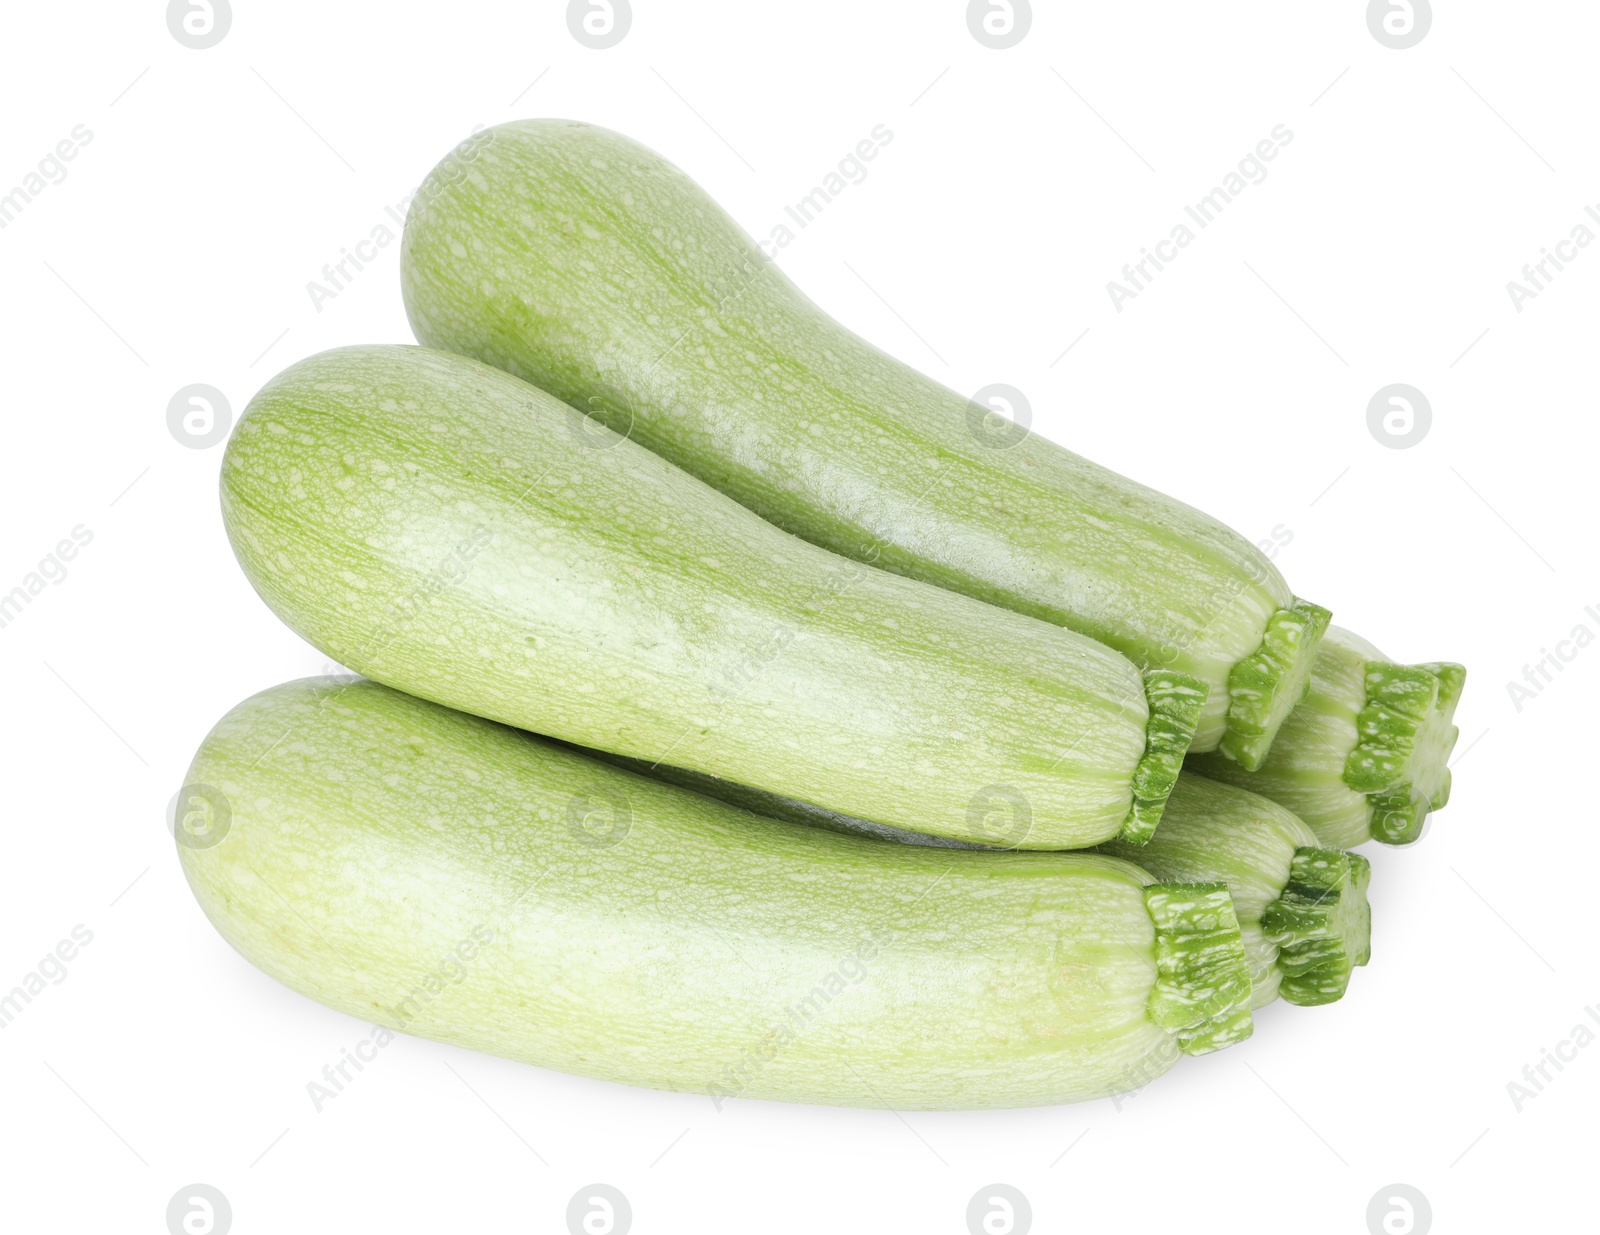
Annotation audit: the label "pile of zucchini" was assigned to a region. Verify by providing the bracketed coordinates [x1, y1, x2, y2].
[178, 121, 1465, 1110]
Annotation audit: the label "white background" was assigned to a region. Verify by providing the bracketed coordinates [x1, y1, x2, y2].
[1, 2, 1593, 1232]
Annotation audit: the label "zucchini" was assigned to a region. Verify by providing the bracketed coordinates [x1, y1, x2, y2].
[605, 753, 1371, 1008]
[221, 344, 1206, 849]
[176, 677, 1255, 1109]
[1190, 627, 1465, 847]
[1099, 776, 1371, 1007]
[399, 118, 1330, 768]
[583, 745, 991, 851]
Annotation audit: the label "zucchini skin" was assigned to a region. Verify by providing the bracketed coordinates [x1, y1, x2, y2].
[175, 677, 1247, 1109]
[221, 344, 1197, 850]
[610, 753, 1371, 1008]
[399, 118, 1328, 760]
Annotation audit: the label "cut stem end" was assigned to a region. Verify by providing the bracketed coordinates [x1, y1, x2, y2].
[1219, 599, 1333, 772]
[1260, 847, 1372, 1006]
[1118, 671, 1210, 845]
[1346, 660, 1466, 845]
[1144, 882, 1255, 1055]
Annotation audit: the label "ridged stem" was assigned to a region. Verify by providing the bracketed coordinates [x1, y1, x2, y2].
[1218, 599, 1332, 771]
[1259, 848, 1372, 1005]
[1118, 671, 1210, 844]
[1143, 883, 1255, 1055]
[1186, 627, 1467, 848]
[1350, 661, 1465, 844]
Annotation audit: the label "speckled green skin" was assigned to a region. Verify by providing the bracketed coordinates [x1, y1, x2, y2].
[221, 344, 1201, 849]
[176, 678, 1253, 1108]
[1191, 627, 1465, 847]
[629, 755, 1368, 1010]
[399, 119, 1328, 757]
[1100, 776, 1370, 1008]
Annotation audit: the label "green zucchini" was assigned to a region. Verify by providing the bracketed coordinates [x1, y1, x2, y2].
[604, 753, 1371, 1008]
[175, 677, 1255, 1109]
[221, 344, 1206, 849]
[1099, 776, 1371, 1007]
[399, 118, 1330, 768]
[1190, 627, 1465, 847]
[582, 745, 991, 850]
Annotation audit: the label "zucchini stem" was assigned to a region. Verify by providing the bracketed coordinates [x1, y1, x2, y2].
[1219, 599, 1332, 771]
[1118, 670, 1209, 844]
[1143, 883, 1255, 1055]
[1353, 661, 1465, 844]
[1259, 848, 1372, 1005]
[1186, 630, 1467, 848]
